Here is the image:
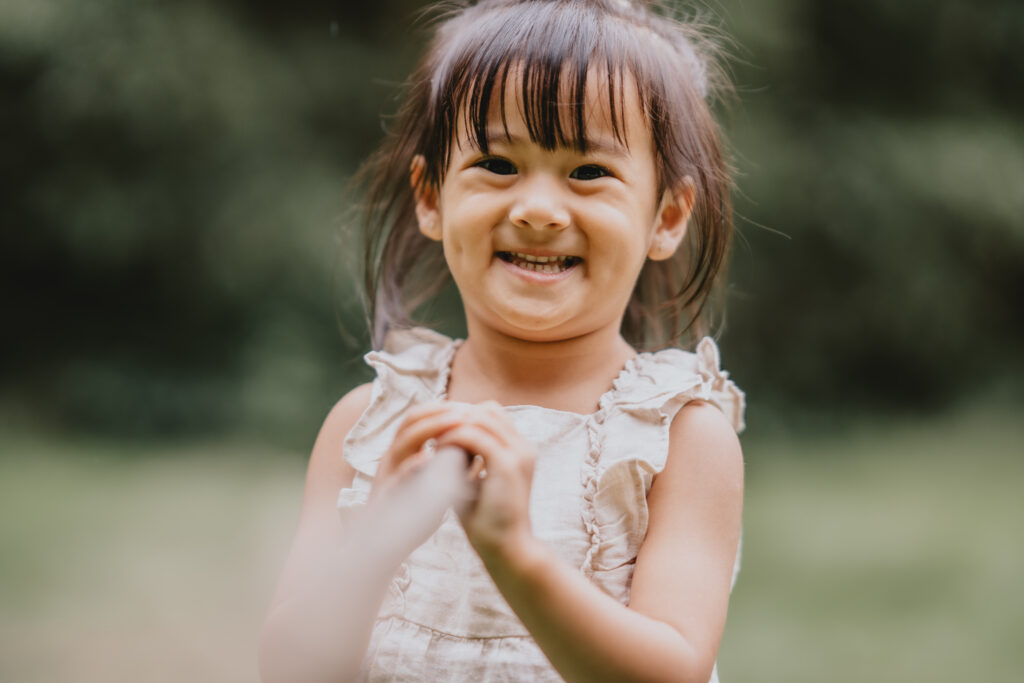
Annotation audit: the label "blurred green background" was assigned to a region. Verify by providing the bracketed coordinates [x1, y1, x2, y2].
[2, 0, 1022, 681]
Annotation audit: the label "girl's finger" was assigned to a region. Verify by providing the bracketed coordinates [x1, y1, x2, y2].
[479, 400, 518, 431]
[392, 448, 431, 478]
[383, 402, 523, 483]
[387, 406, 468, 462]
[482, 406, 532, 452]
[466, 453, 486, 480]
[435, 424, 517, 476]
[415, 401, 513, 446]
[396, 400, 451, 431]
[455, 404, 519, 449]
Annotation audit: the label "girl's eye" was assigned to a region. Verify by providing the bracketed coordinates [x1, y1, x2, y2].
[569, 164, 611, 181]
[474, 157, 517, 175]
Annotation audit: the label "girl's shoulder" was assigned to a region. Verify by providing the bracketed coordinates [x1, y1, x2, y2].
[357, 326, 745, 434]
[341, 327, 460, 479]
[603, 337, 745, 434]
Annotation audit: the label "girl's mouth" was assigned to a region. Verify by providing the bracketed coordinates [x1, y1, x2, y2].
[496, 251, 582, 274]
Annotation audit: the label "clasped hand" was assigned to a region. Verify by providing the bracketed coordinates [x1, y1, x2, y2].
[374, 400, 537, 561]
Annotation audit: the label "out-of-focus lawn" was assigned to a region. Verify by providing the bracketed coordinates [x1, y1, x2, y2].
[1, 407, 1021, 682]
[720, 408, 1024, 682]
[0, 437, 304, 683]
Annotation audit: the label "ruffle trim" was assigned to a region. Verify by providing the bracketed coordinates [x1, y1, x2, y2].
[693, 336, 746, 433]
[579, 414, 603, 574]
[342, 327, 461, 478]
[580, 335, 744, 577]
[341, 328, 744, 582]
[604, 336, 745, 432]
[348, 328, 743, 434]
[368, 326, 461, 391]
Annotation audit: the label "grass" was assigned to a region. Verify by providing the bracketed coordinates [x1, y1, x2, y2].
[0, 407, 1021, 682]
[0, 436, 305, 683]
[719, 409, 1024, 682]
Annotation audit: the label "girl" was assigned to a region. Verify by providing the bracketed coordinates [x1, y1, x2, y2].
[260, 1, 746, 681]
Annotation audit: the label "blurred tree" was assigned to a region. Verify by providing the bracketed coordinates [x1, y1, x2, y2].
[721, 0, 1024, 420]
[1, 0, 1021, 442]
[0, 0, 425, 441]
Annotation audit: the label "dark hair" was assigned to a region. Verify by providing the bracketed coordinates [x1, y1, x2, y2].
[358, 0, 734, 349]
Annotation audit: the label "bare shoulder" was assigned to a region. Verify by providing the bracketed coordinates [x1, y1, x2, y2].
[662, 399, 744, 486]
[645, 399, 744, 560]
[304, 382, 375, 504]
[276, 382, 373, 563]
[628, 400, 743, 667]
[264, 383, 374, 615]
[319, 382, 375, 445]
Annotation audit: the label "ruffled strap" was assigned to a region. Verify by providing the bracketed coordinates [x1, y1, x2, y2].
[605, 336, 745, 434]
[578, 337, 744, 578]
[342, 327, 460, 478]
[692, 336, 745, 433]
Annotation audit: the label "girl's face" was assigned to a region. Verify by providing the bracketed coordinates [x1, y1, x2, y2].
[414, 70, 692, 344]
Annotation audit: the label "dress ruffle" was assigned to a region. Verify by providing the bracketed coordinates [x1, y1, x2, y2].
[603, 336, 745, 433]
[582, 335, 745, 583]
[341, 327, 461, 479]
[337, 327, 742, 682]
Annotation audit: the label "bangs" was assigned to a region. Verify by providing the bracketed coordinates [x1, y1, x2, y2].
[420, 1, 655, 184]
[365, 0, 732, 349]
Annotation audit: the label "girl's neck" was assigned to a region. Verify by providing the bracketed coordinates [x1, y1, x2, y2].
[447, 320, 636, 414]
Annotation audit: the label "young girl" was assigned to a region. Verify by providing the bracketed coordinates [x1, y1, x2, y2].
[260, 1, 745, 681]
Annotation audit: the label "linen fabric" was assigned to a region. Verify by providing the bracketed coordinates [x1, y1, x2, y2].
[338, 327, 745, 682]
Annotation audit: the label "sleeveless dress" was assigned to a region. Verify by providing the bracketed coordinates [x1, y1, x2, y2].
[337, 327, 745, 682]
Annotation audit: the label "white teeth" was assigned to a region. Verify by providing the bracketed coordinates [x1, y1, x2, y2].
[500, 251, 578, 274]
[511, 252, 565, 264]
[519, 261, 561, 273]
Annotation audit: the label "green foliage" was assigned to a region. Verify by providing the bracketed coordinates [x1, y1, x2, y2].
[2, 0, 1022, 440]
[1, 0, 420, 441]
[719, 0, 1024, 417]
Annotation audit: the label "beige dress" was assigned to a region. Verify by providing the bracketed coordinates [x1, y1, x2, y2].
[338, 327, 745, 682]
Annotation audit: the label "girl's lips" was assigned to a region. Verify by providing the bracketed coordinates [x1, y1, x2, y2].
[497, 249, 581, 260]
[495, 250, 583, 269]
[495, 254, 581, 282]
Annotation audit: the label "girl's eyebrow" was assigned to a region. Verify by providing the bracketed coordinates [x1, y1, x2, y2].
[483, 130, 628, 156]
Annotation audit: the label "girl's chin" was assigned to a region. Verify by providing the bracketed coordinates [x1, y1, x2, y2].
[488, 309, 589, 342]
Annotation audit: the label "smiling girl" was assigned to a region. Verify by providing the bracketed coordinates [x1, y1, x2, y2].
[260, 1, 745, 681]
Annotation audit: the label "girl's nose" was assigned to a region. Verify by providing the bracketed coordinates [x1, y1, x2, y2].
[508, 175, 571, 231]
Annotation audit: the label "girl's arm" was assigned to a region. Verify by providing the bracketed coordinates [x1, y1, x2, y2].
[258, 384, 378, 683]
[258, 390, 476, 683]
[434, 400, 743, 683]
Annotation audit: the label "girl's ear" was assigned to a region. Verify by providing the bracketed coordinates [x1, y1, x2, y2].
[410, 155, 442, 241]
[647, 177, 695, 261]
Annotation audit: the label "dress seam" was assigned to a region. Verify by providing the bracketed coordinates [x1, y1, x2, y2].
[376, 614, 534, 641]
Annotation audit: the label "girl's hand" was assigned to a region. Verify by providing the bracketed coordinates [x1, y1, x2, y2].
[376, 400, 537, 561]
[433, 401, 538, 562]
[365, 402, 476, 555]
[372, 401, 469, 499]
